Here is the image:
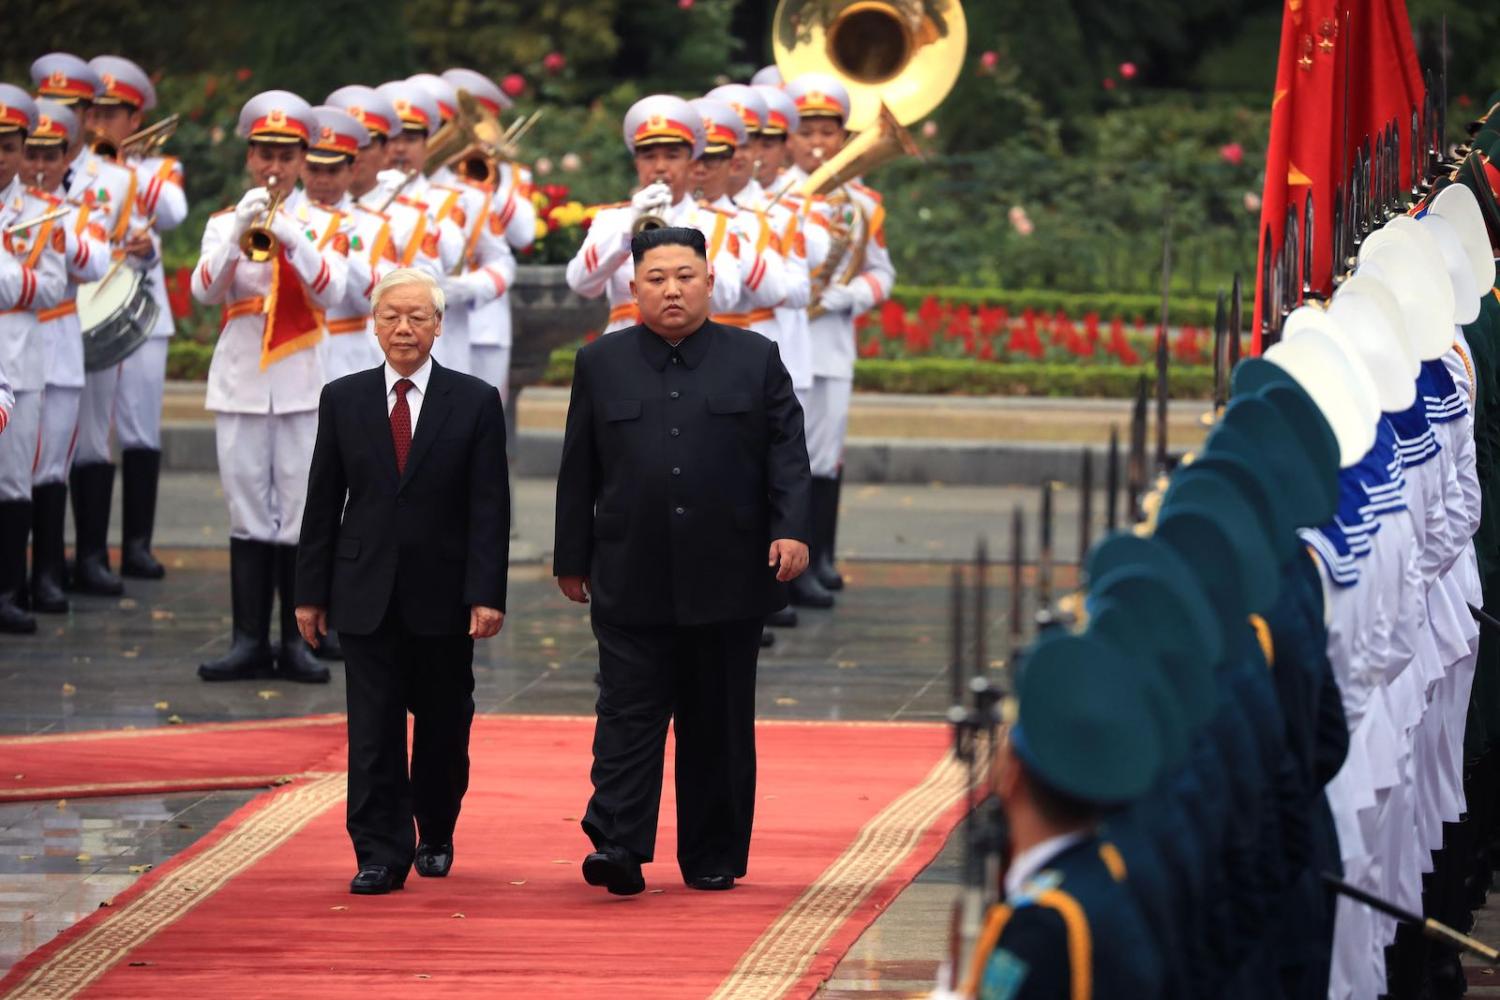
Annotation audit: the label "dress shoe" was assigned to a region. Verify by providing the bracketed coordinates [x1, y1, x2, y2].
[788, 571, 834, 608]
[350, 864, 406, 895]
[415, 842, 453, 878]
[582, 845, 645, 896]
[277, 641, 331, 683]
[766, 606, 798, 628]
[685, 873, 736, 891]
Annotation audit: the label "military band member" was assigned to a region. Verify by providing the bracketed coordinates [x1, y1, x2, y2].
[87, 54, 189, 581]
[750, 65, 783, 87]
[566, 94, 743, 334]
[192, 91, 347, 683]
[440, 67, 535, 401]
[31, 52, 140, 597]
[0, 85, 67, 633]
[304, 105, 392, 383]
[783, 74, 896, 601]
[22, 100, 109, 614]
[750, 84, 799, 197]
[406, 72, 515, 379]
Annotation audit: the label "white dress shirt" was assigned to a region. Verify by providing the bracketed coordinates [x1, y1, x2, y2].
[1003, 830, 1089, 898]
[384, 356, 433, 434]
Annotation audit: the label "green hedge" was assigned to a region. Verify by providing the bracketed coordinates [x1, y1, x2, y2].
[890, 286, 1221, 328]
[540, 348, 1211, 399]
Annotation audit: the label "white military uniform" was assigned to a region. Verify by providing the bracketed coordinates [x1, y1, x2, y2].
[566, 194, 744, 333]
[417, 171, 515, 377]
[69, 147, 143, 468]
[465, 164, 535, 400]
[707, 191, 790, 333]
[191, 195, 347, 544]
[0, 178, 68, 500]
[34, 190, 109, 486]
[314, 191, 391, 383]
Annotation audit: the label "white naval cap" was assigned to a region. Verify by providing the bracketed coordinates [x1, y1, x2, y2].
[1265, 313, 1377, 467]
[308, 105, 369, 164]
[27, 98, 78, 147]
[408, 73, 458, 121]
[1325, 275, 1418, 412]
[30, 52, 101, 105]
[0, 84, 37, 135]
[441, 68, 512, 116]
[1426, 182, 1498, 294]
[750, 65, 783, 87]
[783, 73, 849, 124]
[706, 84, 767, 135]
[752, 84, 798, 136]
[690, 97, 747, 155]
[89, 55, 156, 110]
[622, 94, 705, 159]
[236, 90, 315, 145]
[326, 85, 400, 140]
[1357, 219, 1458, 360]
[376, 80, 441, 135]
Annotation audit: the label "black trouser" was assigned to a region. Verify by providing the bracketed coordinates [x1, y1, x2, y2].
[340, 604, 475, 872]
[582, 616, 762, 880]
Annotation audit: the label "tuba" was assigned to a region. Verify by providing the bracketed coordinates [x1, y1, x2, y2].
[773, 0, 964, 316]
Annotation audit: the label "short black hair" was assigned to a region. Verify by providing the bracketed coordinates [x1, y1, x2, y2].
[1023, 762, 1101, 828]
[631, 226, 707, 266]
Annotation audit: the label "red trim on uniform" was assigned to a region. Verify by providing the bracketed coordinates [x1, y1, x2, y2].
[0, 104, 28, 130]
[0, 407, 8, 434]
[436, 100, 456, 120]
[497, 190, 517, 227]
[73, 238, 89, 269]
[747, 256, 766, 291]
[632, 117, 697, 147]
[585, 244, 599, 272]
[486, 266, 507, 296]
[198, 262, 213, 289]
[472, 95, 502, 116]
[311, 259, 330, 294]
[704, 122, 738, 149]
[765, 110, 789, 132]
[358, 112, 392, 136]
[313, 131, 360, 156]
[249, 114, 310, 141]
[37, 74, 96, 101]
[18, 267, 35, 309]
[862, 272, 884, 304]
[102, 78, 147, 107]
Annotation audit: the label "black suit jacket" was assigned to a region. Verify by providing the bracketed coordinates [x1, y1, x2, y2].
[552, 321, 812, 626]
[296, 360, 510, 636]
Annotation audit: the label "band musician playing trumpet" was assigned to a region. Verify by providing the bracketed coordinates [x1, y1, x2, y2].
[191, 90, 348, 684]
[566, 94, 744, 335]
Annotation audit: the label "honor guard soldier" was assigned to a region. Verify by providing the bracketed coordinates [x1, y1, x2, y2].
[783, 74, 896, 603]
[368, 82, 466, 302]
[31, 52, 141, 597]
[192, 90, 347, 684]
[304, 105, 392, 382]
[961, 634, 1167, 1000]
[86, 54, 189, 581]
[325, 84, 452, 290]
[23, 100, 109, 614]
[566, 94, 743, 334]
[440, 67, 535, 400]
[0, 86, 67, 633]
[750, 84, 799, 198]
[406, 72, 515, 379]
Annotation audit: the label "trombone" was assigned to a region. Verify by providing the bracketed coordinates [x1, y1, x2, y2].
[239, 178, 288, 262]
[93, 113, 179, 161]
[4, 206, 69, 237]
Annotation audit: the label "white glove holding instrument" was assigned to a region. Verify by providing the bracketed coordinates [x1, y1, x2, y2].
[232, 187, 270, 238]
[631, 181, 673, 222]
[817, 283, 856, 314]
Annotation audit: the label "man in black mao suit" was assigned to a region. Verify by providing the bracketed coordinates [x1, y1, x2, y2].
[296, 268, 509, 895]
[554, 226, 812, 895]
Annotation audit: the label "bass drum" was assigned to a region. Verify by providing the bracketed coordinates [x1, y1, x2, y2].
[78, 268, 160, 372]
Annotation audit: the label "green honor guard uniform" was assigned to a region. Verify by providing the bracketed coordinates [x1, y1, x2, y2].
[965, 633, 1168, 1000]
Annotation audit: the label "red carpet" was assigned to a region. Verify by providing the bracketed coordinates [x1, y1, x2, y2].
[0, 715, 348, 802]
[0, 715, 963, 1000]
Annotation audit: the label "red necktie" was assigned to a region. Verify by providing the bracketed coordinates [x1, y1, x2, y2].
[391, 378, 413, 474]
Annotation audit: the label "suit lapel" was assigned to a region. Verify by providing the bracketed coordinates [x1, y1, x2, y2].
[399, 360, 452, 487]
[365, 367, 401, 486]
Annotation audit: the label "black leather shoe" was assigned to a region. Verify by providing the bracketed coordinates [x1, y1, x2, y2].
[685, 873, 736, 891]
[350, 865, 406, 895]
[582, 845, 645, 896]
[277, 641, 331, 683]
[788, 571, 834, 608]
[415, 842, 453, 878]
[766, 606, 798, 628]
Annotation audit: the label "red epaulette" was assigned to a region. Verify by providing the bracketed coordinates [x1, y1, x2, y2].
[25, 187, 61, 207]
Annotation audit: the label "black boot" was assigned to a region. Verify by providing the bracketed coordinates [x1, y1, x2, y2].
[811, 475, 845, 592]
[275, 544, 329, 683]
[788, 565, 835, 608]
[120, 448, 165, 579]
[0, 499, 36, 634]
[198, 538, 276, 681]
[314, 627, 345, 661]
[766, 606, 798, 628]
[29, 482, 69, 613]
[68, 462, 124, 596]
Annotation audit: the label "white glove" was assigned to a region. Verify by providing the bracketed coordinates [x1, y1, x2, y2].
[233, 188, 270, 236]
[818, 283, 856, 314]
[631, 182, 672, 221]
[270, 211, 308, 252]
[440, 274, 476, 306]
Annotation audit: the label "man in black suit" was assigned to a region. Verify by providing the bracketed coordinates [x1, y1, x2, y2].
[296, 268, 509, 896]
[554, 226, 812, 896]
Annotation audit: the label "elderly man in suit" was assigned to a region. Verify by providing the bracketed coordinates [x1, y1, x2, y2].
[296, 268, 509, 895]
[554, 226, 813, 896]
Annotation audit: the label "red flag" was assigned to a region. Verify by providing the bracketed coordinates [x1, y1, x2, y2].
[1252, 0, 1423, 353]
[259, 251, 324, 369]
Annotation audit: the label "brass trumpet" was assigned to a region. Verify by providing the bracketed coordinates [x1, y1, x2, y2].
[631, 181, 673, 235]
[239, 179, 287, 262]
[4, 205, 69, 237]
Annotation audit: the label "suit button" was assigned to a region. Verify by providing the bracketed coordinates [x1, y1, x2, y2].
[670, 391, 680, 399]
[670, 427, 680, 436]
[672, 467, 681, 476]
[675, 506, 685, 515]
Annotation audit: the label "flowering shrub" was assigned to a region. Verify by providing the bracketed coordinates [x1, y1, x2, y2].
[854, 296, 1211, 367]
[525, 183, 598, 265]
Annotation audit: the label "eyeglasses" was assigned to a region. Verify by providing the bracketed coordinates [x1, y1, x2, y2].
[374, 310, 438, 329]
